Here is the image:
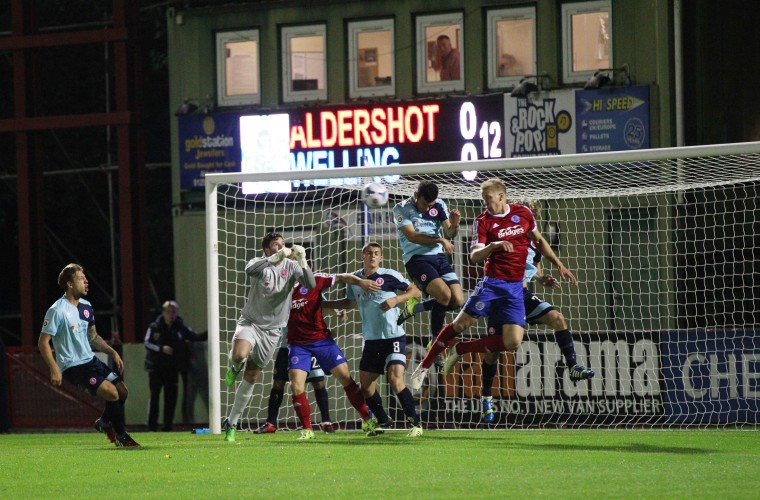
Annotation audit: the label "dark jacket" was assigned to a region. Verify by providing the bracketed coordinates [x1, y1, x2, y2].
[144, 315, 207, 372]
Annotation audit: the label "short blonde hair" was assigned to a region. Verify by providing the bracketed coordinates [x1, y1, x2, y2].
[480, 178, 507, 194]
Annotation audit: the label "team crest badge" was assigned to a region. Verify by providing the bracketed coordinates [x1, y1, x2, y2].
[89, 377, 97, 385]
[429, 208, 438, 217]
[421, 274, 428, 282]
[376, 277, 384, 285]
[396, 214, 403, 223]
[475, 301, 485, 311]
[511, 215, 520, 223]
[299, 287, 308, 295]
[291, 356, 299, 365]
[280, 269, 288, 278]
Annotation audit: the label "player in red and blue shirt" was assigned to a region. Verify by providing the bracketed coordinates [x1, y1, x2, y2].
[410, 178, 577, 390]
[286, 272, 382, 439]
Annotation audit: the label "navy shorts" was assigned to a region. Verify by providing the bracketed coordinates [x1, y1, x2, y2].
[463, 277, 526, 327]
[273, 347, 324, 382]
[404, 253, 459, 294]
[62, 356, 121, 396]
[523, 288, 555, 325]
[359, 337, 407, 374]
[288, 338, 346, 375]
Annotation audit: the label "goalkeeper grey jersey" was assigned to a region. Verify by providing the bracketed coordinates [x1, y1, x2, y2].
[238, 256, 304, 330]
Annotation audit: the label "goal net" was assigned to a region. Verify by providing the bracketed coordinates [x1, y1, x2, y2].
[205, 142, 760, 433]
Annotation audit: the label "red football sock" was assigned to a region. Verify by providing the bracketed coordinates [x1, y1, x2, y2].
[421, 323, 459, 369]
[457, 335, 507, 355]
[343, 381, 370, 420]
[292, 392, 312, 429]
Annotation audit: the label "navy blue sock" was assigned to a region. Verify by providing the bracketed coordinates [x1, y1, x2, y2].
[313, 386, 331, 422]
[267, 388, 284, 425]
[430, 302, 447, 345]
[106, 400, 126, 435]
[481, 361, 498, 397]
[365, 391, 390, 425]
[420, 298, 437, 312]
[554, 329, 577, 367]
[396, 387, 420, 426]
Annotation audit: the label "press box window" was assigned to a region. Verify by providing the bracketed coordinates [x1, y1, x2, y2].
[415, 12, 464, 94]
[486, 7, 536, 90]
[282, 24, 327, 103]
[216, 30, 261, 107]
[347, 18, 395, 99]
[562, 0, 612, 84]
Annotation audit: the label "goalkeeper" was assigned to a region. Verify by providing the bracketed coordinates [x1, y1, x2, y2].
[222, 232, 315, 442]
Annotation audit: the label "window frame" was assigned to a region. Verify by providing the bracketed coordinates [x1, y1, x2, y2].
[561, 0, 612, 84]
[216, 29, 261, 107]
[347, 18, 395, 99]
[415, 12, 465, 94]
[485, 6, 537, 90]
[281, 23, 328, 103]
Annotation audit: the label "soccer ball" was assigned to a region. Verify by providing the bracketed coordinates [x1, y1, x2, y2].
[362, 182, 388, 208]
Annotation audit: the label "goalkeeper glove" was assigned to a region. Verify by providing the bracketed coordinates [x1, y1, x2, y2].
[291, 244, 308, 268]
[269, 246, 291, 264]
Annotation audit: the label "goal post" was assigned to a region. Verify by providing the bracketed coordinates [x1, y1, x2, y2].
[206, 142, 760, 434]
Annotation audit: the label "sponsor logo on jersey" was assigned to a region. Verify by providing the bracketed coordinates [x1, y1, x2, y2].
[429, 208, 438, 217]
[498, 225, 525, 238]
[291, 298, 308, 310]
[511, 215, 520, 223]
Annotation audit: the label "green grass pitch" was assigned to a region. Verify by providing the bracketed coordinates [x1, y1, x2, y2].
[1, 429, 758, 498]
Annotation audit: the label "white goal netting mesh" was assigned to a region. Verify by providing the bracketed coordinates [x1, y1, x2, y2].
[207, 144, 760, 431]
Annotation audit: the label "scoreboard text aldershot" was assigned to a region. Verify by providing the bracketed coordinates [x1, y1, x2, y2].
[287, 94, 505, 171]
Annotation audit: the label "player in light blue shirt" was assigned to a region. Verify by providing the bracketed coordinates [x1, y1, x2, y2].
[393, 181, 463, 355]
[329, 243, 424, 437]
[38, 263, 139, 447]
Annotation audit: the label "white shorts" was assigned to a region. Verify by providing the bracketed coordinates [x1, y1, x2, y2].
[232, 323, 280, 369]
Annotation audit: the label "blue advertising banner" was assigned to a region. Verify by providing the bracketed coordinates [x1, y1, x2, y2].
[575, 84, 649, 153]
[661, 329, 759, 424]
[178, 113, 241, 190]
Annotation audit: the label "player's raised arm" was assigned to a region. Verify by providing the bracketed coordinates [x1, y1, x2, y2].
[530, 230, 577, 285]
[443, 207, 461, 238]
